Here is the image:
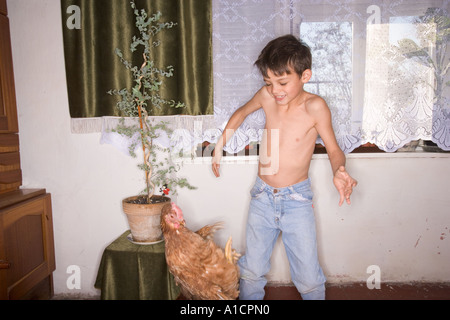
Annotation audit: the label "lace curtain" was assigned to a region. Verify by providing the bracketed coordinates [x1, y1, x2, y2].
[213, 0, 450, 153]
[101, 0, 449, 155]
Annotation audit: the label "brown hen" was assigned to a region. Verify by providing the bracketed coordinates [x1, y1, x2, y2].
[161, 202, 240, 300]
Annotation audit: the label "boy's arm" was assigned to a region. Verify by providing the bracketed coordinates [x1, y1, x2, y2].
[212, 89, 264, 177]
[309, 97, 357, 206]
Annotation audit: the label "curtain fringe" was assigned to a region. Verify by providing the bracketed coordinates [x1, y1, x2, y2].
[71, 115, 219, 134]
[71, 117, 138, 133]
[71, 118, 103, 133]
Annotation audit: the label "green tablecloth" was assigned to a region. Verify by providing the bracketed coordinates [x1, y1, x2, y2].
[94, 231, 180, 300]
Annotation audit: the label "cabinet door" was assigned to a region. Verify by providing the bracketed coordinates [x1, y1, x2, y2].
[0, 0, 6, 16]
[0, 134, 22, 193]
[0, 9, 19, 133]
[0, 193, 55, 299]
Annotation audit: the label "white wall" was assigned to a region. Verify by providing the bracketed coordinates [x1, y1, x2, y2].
[7, 0, 450, 297]
[178, 154, 450, 285]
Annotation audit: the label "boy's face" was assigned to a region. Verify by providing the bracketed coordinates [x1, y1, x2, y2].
[263, 68, 311, 106]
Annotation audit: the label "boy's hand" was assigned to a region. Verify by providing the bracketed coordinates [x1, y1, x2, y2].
[333, 166, 357, 206]
[212, 149, 222, 177]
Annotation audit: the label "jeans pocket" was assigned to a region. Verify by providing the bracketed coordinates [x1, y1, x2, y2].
[288, 190, 313, 203]
[250, 185, 264, 199]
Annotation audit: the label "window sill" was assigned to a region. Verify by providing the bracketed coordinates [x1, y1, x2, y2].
[313, 152, 450, 160]
[176, 150, 450, 165]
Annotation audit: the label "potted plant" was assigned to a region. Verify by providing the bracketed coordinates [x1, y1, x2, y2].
[108, 1, 195, 243]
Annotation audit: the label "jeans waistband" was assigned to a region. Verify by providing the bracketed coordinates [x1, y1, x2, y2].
[254, 176, 311, 195]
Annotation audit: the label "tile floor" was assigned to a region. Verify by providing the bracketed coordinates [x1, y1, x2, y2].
[264, 282, 450, 300]
[51, 282, 450, 300]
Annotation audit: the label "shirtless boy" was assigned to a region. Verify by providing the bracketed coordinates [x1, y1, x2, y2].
[212, 35, 357, 300]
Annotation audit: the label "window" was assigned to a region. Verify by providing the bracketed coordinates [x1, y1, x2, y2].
[199, 0, 449, 160]
[296, 1, 449, 154]
[301, 21, 353, 115]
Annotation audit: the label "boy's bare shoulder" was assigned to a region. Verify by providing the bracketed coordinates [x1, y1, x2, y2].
[304, 93, 330, 117]
[238, 86, 270, 114]
[250, 86, 276, 110]
[305, 93, 328, 109]
[256, 85, 273, 100]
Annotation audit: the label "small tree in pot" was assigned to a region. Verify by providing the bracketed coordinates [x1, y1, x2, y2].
[108, 1, 195, 242]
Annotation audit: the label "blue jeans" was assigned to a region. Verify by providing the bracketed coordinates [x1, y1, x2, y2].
[238, 176, 326, 300]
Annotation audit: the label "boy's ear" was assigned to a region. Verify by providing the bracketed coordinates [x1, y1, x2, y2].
[301, 69, 312, 83]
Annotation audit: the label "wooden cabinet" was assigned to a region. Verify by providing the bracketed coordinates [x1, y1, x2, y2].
[0, 2, 18, 134]
[0, 0, 55, 299]
[0, 134, 21, 193]
[0, 0, 20, 194]
[0, 190, 55, 299]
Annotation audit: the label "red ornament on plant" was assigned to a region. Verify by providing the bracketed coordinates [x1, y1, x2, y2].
[160, 184, 170, 196]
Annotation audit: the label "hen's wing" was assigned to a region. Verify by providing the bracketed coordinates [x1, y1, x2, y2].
[195, 222, 224, 240]
[165, 228, 239, 300]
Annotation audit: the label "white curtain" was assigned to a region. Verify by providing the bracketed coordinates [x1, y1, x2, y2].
[100, 0, 449, 155]
[213, 0, 450, 153]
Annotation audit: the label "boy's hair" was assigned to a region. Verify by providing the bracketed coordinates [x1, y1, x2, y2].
[255, 34, 312, 78]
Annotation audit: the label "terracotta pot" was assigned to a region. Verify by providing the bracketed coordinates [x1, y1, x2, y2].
[122, 195, 170, 243]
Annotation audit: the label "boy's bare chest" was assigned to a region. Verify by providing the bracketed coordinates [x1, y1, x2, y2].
[264, 108, 315, 142]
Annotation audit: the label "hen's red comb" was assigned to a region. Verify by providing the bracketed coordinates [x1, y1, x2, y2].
[171, 202, 183, 220]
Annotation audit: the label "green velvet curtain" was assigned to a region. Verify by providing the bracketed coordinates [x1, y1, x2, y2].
[61, 0, 212, 118]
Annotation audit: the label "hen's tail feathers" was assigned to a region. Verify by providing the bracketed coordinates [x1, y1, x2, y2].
[196, 222, 224, 240]
[224, 236, 241, 264]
